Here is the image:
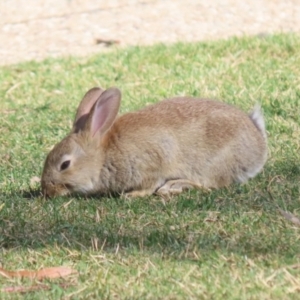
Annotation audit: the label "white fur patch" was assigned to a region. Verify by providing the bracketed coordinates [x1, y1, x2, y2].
[250, 105, 266, 138]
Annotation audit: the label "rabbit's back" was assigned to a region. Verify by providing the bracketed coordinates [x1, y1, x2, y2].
[105, 97, 267, 189]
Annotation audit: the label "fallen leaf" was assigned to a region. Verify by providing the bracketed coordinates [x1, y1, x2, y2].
[279, 209, 300, 227]
[95, 38, 120, 46]
[0, 266, 77, 280]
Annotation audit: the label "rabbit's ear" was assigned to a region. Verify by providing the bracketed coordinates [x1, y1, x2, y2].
[88, 87, 121, 138]
[72, 87, 104, 133]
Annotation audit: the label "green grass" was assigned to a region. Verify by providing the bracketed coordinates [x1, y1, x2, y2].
[1, 33, 300, 299]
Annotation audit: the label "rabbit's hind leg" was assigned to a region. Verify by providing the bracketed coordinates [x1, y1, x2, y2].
[156, 179, 206, 196]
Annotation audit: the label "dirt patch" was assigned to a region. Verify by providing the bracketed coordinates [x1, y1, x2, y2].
[1, 0, 300, 65]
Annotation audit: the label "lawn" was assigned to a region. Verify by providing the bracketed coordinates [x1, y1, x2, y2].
[0, 33, 300, 299]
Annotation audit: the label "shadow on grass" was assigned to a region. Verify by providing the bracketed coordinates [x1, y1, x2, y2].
[21, 188, 43, 199]
[0, 189, 298, 259]
[0, 213, 296, 258]
[1, 158, 299, 258]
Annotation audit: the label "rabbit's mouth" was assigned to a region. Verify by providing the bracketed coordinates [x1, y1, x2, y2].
[41, 181, 71, 198]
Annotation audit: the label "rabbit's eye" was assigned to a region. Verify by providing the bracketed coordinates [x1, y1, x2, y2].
[60, 160, 71, 171]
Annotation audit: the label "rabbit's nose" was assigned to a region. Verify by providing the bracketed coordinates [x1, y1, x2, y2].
[41, 180, 56, 198]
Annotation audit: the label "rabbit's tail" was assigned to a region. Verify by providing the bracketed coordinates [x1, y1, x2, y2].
[249, 104, 267, 139]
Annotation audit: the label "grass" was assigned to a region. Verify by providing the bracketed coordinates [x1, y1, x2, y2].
[0, 33, 300, 299]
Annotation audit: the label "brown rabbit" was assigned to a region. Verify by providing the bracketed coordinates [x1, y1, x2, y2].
[41, 87, 267, 198]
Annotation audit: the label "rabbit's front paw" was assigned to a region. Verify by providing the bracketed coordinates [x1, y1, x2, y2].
[156, 179, 206, 196]
[122, 188, 155, 199]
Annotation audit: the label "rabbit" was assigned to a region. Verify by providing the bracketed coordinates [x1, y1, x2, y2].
[41, 86, 267, 198]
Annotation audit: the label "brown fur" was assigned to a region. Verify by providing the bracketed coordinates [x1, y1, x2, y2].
[41, 87, 267, 198]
